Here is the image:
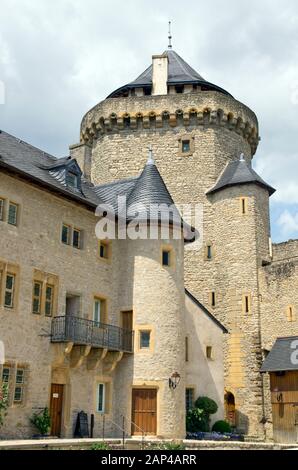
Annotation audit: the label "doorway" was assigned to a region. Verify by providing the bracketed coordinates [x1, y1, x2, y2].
[50, 384, 64, 437]
[121, 311, 133, 351]
[131, 388, 157, 435]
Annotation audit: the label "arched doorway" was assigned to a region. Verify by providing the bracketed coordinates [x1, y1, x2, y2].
[225, 391, 236, 427]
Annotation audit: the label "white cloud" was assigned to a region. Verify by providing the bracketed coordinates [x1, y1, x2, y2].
[277, 210, 298, 238]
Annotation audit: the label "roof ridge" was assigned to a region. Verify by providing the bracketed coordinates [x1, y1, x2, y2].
[0, 129, 57, 162]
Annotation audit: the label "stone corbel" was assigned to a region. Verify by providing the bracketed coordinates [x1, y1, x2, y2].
[103, 351, 124, 373]
[183, 112, 190, 126]
[220, 113, 228, 127]
[52, 342, 74, 366]
[197, 112, 204, 125]
[104, 118, 112, 132]
[87, 348, 108, 370]
[130, 116, 137, 130]
[117, 118, 124, 130]
[70, 345, 92, 369]
[143, 116, 150, 129]
[210, 111, 218, 125]
[156, 115, 163, 128]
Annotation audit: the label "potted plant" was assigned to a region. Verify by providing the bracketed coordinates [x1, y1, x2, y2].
[30, 407, 51, 438]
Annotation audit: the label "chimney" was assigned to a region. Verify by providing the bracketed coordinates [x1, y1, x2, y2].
[69, 142, 92, 181]
[152, 54, 168, 96]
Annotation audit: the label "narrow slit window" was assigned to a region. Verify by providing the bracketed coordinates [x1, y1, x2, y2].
[206, 346, 213, 359]
[162, 249, 171, 267]
[99, 240, 110, 260]
[243, 294, 251, 314]
[97, 383, 105, 413]
[211, 292, 216, 308]
[207, 245, 212, 260]
[186, 388, 194, 412]
[185, 337, 189, 362]
[240, 197, 247, 215]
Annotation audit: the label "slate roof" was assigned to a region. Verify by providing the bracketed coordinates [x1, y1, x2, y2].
[260, 337, 298, 372]
[108, 49, 231, 98]
[185, 289, 228, 333]
[0, 130, 100, 208]
[206, 157, 276, 196]
[0, 130, 196, 241]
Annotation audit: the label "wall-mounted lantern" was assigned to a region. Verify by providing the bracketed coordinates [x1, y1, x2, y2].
[169, 372, 181, 390]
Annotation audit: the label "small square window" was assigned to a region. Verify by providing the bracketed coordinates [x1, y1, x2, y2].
[13, 386, 23, 403]
[66, 172, 78, 188]
[8, 202, 18, 226]
[162, 250, 171, 267]
[16, 369, 24, 384]
[206, 346, 213, 359]
[99, 240, 110, 259]
[2, 367, 10, 383]
[73, 229, 81, 249]
[182, 140, 190, 153]
[140, 331, 151, 349]
[61, 224, 71, 245]
[0, 198, 4, 221]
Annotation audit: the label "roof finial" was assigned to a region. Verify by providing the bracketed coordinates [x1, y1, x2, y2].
[168, 21, 172, 49]
[239, 153, 245, 162]
[147, 145, 155, 165]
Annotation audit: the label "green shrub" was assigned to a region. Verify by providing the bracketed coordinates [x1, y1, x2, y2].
[212, 420, 232, 434]
[30, 407, 51, 436]
[0, 382, 9, 427]
[186, 407, 209, 432]
[90, 442, 111, 450]
[152, 442, 186, 450]
[195, 396, 218, 415]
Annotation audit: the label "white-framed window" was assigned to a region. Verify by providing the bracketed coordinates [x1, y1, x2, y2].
[97, 383, 106, 413]
[14, 368, 25, 403]
[72, 228, 81, 249]
[4, 273, 15, 308]
[93, 298, 104, 326]
[61, 224, 71, 245]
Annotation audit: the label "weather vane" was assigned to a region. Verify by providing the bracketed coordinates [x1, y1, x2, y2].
[168, 21, 172, 49]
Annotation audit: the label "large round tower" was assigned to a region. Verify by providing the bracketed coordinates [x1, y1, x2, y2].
[71, 46, 274, 437]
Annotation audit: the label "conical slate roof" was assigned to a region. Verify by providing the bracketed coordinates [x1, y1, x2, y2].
[207, 157, 276, 196]
[107, 49, 231, 98]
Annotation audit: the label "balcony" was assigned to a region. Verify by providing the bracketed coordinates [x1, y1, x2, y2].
[51, 315, 134, 354]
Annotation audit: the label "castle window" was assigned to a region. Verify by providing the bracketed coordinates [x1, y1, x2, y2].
[162, 249, 171, 267]
[2, 363, 28, 406]
[66, 171, 79, 189]
[32, 270, 58, 317]
[206, 346, 213, 359]
[185, 336, 189, 362]
[140, 330, 151, 349]
[45, 284, 54, 317]
[72, 228, 82, 249]
[240, 197, 248, 215]
[8, 202, 18, 226]
[2, 367, 10, 383]
[93, 297, 106, 326]
[210, 291, 216, 308]
[61, 224, 71, 245]
[98, 240, 111, 260]
[287, 305, 295, 322]
[175, 85, 184, 94]
[185, 388, 194, 412]
[32, 281, 42, 314]
[0, 198, 4, 221]
[97, 383, 106, 413]
[182, 140, 190, 153]
[242, 294, 251, 314]
[14, 368, 25, 403]
[4, 273, 15, 308]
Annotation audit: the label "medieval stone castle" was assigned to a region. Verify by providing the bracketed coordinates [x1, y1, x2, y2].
[0, 44, 297, 442]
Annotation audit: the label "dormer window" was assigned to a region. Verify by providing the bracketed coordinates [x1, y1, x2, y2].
[66, 171, 79, 189]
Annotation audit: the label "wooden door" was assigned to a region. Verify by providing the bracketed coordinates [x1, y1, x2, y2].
[270, 372, 298, 443]
[132, 388, 157, 435]
[50, 384, 64, 437]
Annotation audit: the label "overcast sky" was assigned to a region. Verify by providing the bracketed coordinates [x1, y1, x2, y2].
[0, 0, 298, 242]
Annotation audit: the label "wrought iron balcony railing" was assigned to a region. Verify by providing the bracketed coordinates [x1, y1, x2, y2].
[51, 315, 134, 353]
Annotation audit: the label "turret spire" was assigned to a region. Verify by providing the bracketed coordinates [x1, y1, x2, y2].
[168, 21, 172, 49]
[147, 145, 155, 165]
